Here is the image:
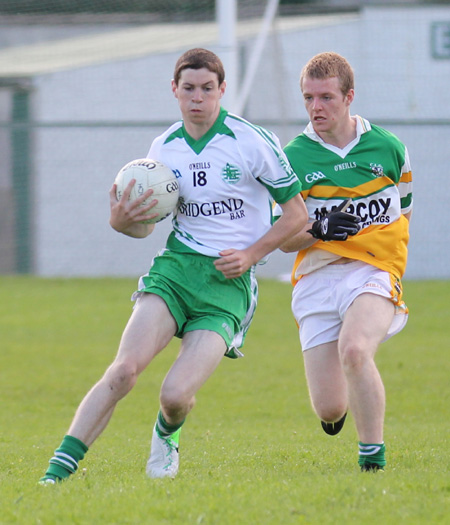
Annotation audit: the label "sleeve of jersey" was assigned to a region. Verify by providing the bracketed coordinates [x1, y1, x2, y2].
[250, 130, 302, 203]
[398, 146, 413, 214]
[147, 135, 163, 159]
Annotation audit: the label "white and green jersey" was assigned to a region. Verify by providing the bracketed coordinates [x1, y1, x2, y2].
[284, 116, 413, 281]
[148, 107, 301, 258]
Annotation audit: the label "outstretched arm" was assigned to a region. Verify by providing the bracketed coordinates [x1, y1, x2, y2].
[281, 199, 361, 253]
[214, 193, 308, 279]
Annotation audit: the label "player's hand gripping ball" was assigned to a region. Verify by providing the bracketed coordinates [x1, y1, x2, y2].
[114, 159, 179, 223]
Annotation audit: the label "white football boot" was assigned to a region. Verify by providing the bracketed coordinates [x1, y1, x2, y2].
[146, 426, 180, 478]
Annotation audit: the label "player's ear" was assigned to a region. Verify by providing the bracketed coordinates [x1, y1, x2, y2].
[219, 80, 226, 98]
[171, 79, 178, 98]
[345, 88, 355, 106]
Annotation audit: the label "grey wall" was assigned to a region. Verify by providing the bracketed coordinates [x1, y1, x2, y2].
[2, 6, 449, 280]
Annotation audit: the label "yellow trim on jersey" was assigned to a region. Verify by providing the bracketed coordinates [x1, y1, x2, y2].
[302, 177, 396, 201]
[292, 215, 409, 285]
[399, 170, 412, 183]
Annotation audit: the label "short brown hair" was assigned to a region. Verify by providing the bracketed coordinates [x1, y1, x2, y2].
[300, 52, 354, 95]
[173, 48, 225, 86]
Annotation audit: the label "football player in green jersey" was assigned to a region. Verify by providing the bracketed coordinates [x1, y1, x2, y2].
[281, 52, 413, 472]
[39, 48, 308, 483]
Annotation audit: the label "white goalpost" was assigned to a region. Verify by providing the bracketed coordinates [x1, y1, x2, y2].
[216, 0, 281, 114]
[216, 0, 238, 110]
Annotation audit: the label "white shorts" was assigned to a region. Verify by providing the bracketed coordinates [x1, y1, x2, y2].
[291, 260, 408, 351]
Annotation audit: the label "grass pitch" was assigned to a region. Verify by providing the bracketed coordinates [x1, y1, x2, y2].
[0, 276, 448, 524]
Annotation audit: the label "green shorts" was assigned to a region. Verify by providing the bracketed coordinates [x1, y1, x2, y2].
[133, 238, 258, 358]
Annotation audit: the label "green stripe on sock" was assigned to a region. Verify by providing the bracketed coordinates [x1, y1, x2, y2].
[156, 410, 185, 438]
[44, 435, 89, 480]
[358, 442, 386, 467]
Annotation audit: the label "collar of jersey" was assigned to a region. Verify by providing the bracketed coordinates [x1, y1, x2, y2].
[303, 115, 372, 158]
[164, 107, 236, 155]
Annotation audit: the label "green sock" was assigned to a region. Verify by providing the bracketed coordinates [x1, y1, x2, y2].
[358, 442, 386, 468]
[40, 435, 88, 482]
[155, 410, 184, 439]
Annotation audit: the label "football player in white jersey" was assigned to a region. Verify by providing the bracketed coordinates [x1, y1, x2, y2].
[39, 48, 307, 483]
[281, 52, 413, 472]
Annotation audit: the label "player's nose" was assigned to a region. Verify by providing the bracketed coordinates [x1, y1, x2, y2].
[311, 97, 321, 110]
[192, 88, 203, 102]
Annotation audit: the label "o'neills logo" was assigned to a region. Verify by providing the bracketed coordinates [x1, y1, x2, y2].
[129, 159, 156, 169]
[179, 198, 244, 217]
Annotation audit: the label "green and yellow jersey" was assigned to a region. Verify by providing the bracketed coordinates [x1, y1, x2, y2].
[284, 116, 412, 283]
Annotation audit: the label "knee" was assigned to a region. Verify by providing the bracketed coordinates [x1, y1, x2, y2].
[313, 400, 347, 424]
[160, 385, 195, 419]
[339, 342, 372, 374]
[105, 360, 138, 398]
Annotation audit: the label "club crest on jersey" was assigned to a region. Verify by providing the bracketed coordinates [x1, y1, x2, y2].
[221, 163, 242, 184]
[370, 163, 385, 177]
